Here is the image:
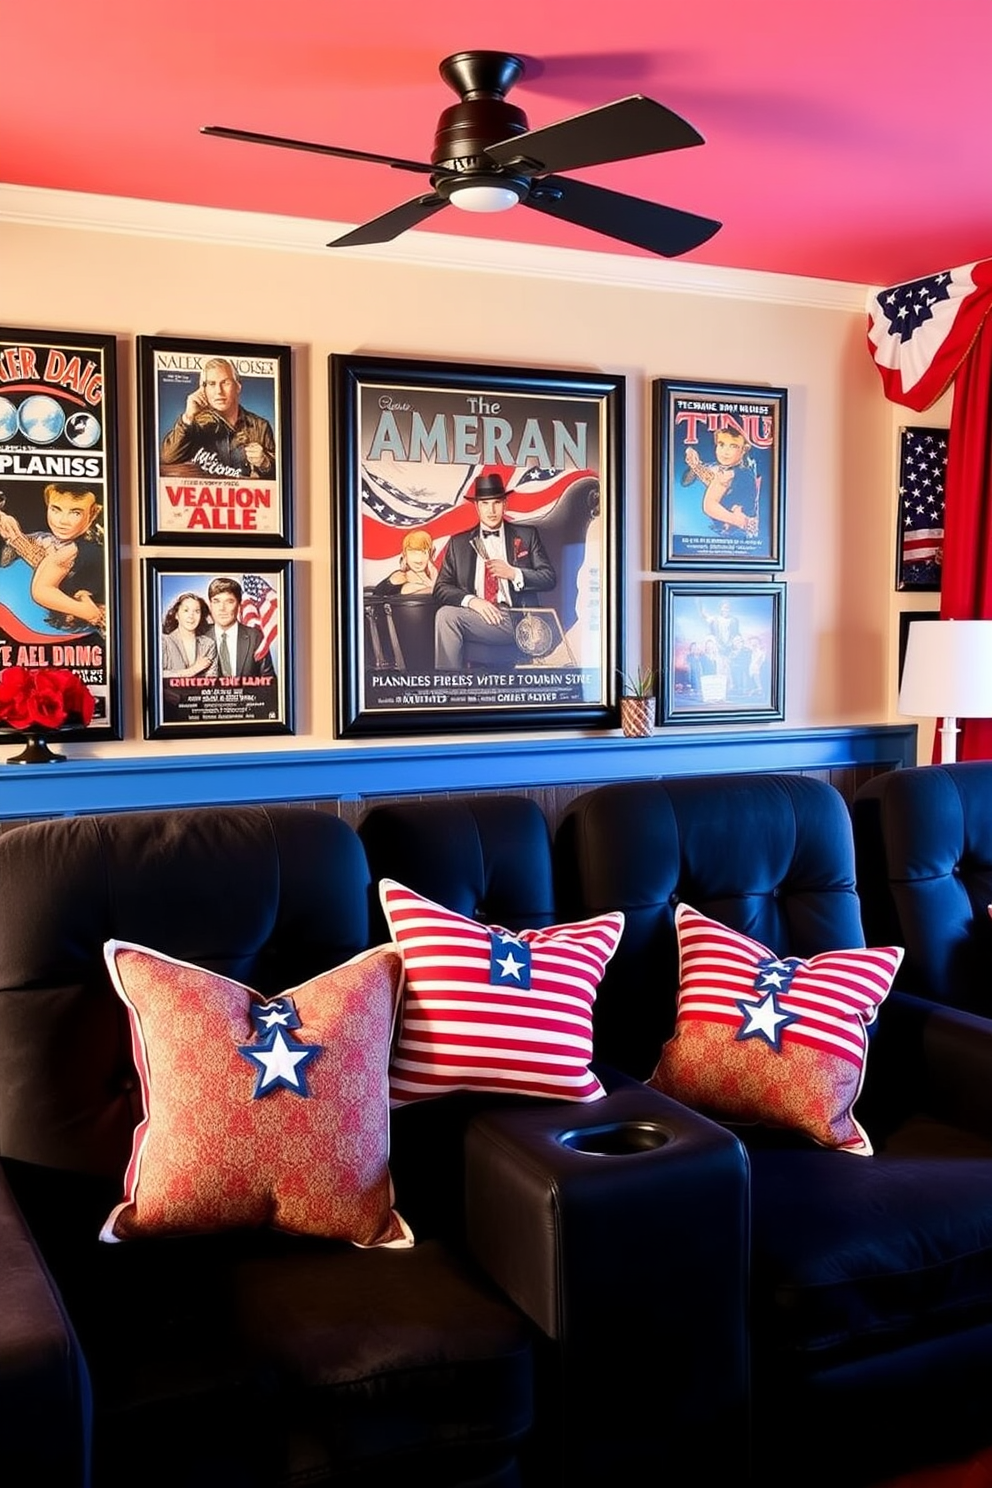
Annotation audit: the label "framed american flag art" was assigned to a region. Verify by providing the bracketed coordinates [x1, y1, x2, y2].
[896, 425, 947, 591]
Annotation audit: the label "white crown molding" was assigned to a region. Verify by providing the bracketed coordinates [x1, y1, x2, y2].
[1, 182, 874, 312]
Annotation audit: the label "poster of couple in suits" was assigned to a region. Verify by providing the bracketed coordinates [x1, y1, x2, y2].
[142, 558, 293, 739]
[331, 353, 624, 737]
[0, 326, 121, 738]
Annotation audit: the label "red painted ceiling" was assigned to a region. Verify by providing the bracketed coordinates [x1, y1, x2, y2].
[5, 0, 990, 287]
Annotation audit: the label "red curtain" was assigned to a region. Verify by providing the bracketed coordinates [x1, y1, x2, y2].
[937, 312, 992, 759]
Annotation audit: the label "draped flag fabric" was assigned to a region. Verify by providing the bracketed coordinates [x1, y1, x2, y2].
[866, 260, 992, 412]
[361, 460, 593, 564]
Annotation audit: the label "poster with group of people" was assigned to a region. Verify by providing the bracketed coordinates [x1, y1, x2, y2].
[0, 327, 119, 736]
[332, 354, 624, 737]
[661, 582, 786, 724]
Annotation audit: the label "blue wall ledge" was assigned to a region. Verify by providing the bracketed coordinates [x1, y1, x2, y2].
[0, 723, 916, 821]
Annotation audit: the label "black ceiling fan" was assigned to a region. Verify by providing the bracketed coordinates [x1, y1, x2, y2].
[202, 50, 721, 257]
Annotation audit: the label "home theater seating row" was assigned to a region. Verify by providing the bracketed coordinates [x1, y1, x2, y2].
[4, 772, 992, 1488]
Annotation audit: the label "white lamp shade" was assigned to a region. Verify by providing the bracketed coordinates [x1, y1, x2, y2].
[899, 619, 992, 719]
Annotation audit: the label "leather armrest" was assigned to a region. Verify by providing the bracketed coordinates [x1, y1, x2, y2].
[0, 1166, 91, 1487]
[464, 1074, 750, 1485]
[874, 991, 992, 1137]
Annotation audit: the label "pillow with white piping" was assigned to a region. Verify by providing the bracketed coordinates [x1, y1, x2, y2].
[101, 939, 411, 1245]
[379, 878, 624, 1105]
[649, 903, 903, 1154]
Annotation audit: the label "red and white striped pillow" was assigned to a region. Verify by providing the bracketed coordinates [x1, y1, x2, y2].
[379, 879, 624, 1105]
[650, 903, 903, 1155]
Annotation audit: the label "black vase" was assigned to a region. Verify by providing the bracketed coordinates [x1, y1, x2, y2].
[6, 728, 66, 765]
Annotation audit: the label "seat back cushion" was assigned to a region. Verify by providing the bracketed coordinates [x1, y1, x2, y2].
[854, 762, 992, 1010]
[0, 805, 371, 1182]
[556, 774, 867, 1078]
[359, 794, 556, 944]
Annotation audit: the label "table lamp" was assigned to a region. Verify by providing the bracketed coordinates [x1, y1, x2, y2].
[898, 618, 992, 763]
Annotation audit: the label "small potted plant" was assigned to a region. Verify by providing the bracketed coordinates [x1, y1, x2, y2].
[619, 666, 657, 737]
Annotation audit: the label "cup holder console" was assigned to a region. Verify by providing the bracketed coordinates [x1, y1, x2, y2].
[558, 1120, 670, 1156]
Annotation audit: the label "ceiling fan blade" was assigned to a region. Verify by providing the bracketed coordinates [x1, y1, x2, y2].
[202, 126, 435, 176]
[523, 175, 721, 258]
[485, 96, 704, 177]
[327, 193, 448, 248]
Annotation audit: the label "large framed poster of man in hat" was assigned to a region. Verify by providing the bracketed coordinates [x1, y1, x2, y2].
[331, 353, 625, 737]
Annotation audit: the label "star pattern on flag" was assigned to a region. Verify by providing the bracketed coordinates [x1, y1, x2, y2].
[866, 259, 992, 411]
[361, 467, 451, 528]
[734, 955, 801, 1051]
[238, 995, 322, 1098]
[489, 929, 532, 988]
[898, 426, 947, 583]
[877, 272, 953, 344]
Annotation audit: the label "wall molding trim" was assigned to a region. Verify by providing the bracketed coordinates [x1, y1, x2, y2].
[0, 724, 915, 823]
[0, 183, 874, 312]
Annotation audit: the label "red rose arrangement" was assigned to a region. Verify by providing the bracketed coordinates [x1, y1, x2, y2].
[0, 666, 96, 732]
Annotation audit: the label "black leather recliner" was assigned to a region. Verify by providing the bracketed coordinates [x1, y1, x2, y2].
[359, 794, 750, 1487]
[0, 806, 535, 1488]
[853, 760, 992, 1011]
[555, 773, 992, 1488]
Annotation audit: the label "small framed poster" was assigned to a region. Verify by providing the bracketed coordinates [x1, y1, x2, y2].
[142, 558, 293, 739]
[659, 580, 786, 724]
[654, 378, 787, 571]
[0, 325, 122, 738]
[138, 335, 293, 545]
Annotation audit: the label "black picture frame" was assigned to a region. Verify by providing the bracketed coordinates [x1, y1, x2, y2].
[659, 581, 786, 724]
[653, 378, 787, 571]
[898, 608, 941, 684]
[137, 336, 293, 546]
[142, 558, 293, 739]
[330, 352, 625, 737]
[0, 325, 122, 739]
[896, 425, 947, 591]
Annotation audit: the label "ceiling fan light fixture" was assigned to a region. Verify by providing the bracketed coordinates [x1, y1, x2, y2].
[446, 179, 523, 214]
[204, 50, 721, 256]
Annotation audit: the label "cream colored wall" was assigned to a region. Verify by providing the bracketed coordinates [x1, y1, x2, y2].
[0, 208, 903, 755]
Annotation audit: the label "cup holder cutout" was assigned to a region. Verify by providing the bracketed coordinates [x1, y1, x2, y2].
[558, 1120, 670, 1156]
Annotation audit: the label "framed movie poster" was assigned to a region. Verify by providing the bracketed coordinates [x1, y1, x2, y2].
[331, 353, 625, 737]
[659, 581, 786, 725]
[654, 378, 787, 571]
[142, 559, 293, 739]
[0, 326, 121, 738]
[896, 426, 946, 591]
[138, 336, 292, 545]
